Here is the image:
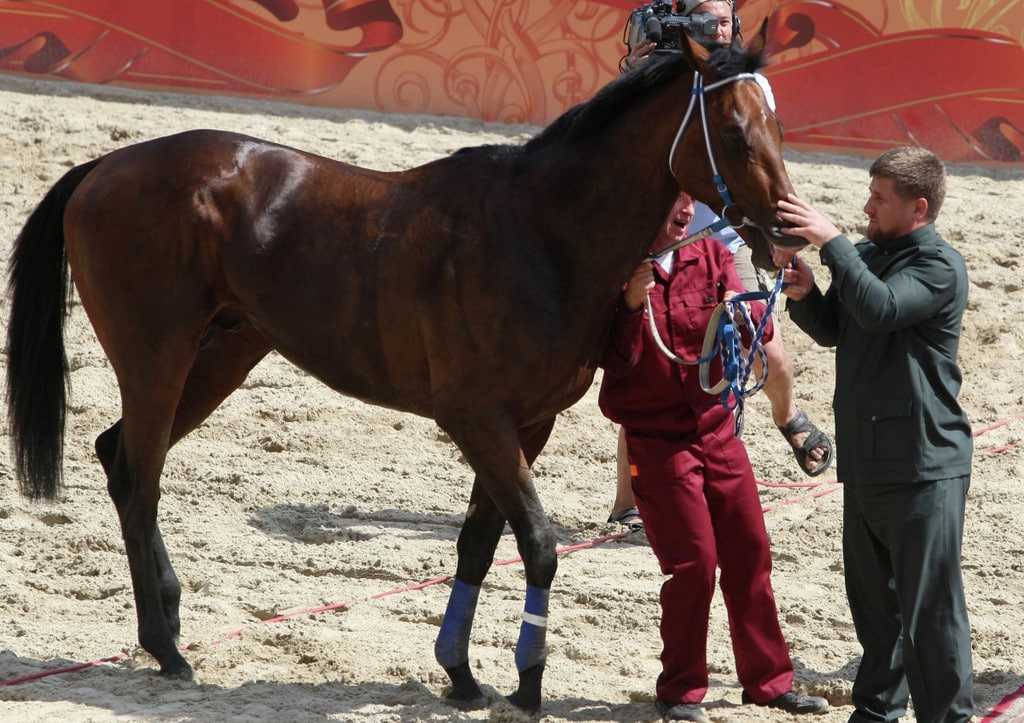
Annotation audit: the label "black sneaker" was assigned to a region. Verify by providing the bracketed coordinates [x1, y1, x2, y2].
[742, 690, 830, 714]
[655, 698, 711, 722]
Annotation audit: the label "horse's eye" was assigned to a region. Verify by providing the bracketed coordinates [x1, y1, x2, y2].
[720, 128, 751, 155]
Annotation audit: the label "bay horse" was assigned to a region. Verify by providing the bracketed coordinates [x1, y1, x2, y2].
[5, 29, 799, 712]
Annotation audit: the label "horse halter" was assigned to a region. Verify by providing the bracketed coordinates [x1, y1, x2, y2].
[653, 70, 761, 258]
[645, 70, 784, 436]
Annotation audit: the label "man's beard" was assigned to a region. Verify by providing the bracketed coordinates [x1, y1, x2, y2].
[865, 222, 893, 244]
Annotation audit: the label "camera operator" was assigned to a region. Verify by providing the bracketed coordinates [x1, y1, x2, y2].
[607, 0, 833, 538]
[621, 0, 734, 71]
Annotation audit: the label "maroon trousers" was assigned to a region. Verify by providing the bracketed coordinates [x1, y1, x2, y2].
[626, 407, 794, 705]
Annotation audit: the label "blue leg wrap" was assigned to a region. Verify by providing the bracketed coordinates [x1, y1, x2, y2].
[434, 579, 480, 669]
[514, 585, 549, 672]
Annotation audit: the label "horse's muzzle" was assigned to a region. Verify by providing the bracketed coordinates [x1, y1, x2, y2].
[743, 222, 805, 272]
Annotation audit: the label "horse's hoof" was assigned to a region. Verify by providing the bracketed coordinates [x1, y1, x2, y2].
[505, 691, 540, 716]
[158, 658, 193, 681]
[445, 690, 488, 711]
[506, 664, 544, 714]
[443, 662, 485, 709]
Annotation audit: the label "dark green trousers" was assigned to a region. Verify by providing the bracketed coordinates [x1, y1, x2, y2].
[843, 477, 973, 723]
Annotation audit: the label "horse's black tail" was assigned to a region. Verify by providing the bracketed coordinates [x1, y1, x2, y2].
[6, 159, 100, 500]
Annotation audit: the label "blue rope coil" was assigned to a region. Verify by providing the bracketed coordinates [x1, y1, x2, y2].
[647, 265, 785, 437]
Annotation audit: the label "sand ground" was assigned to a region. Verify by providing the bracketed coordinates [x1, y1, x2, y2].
[1, 73, 1023, 721]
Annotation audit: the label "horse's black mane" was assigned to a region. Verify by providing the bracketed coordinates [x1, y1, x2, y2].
[525, 42, 766, 152]
[451, 42, 765, 160]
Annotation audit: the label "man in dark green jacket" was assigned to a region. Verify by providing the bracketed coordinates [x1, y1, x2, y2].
[774, 146, 974, 723]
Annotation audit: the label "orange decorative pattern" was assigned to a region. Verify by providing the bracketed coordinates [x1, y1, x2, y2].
[0, 0, 401, 93]
[1, 0, 1022, 163]
[756, 0, 1024, 162]
[351, 0, 627, 124]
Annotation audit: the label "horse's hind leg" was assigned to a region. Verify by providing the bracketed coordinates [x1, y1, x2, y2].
[95, 319, 270, 677]
[97, 420, 185, 644]
[436, 416, 557, 712]
[100, 371, 193, 678]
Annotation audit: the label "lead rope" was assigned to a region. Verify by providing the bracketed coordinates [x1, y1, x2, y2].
[644, 265, 785, 437]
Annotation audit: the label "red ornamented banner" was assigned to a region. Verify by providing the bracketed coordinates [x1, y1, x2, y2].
[0, 0, 401, 94]
[763, 1, 1024, 163]
[1, 0, 1023, 163]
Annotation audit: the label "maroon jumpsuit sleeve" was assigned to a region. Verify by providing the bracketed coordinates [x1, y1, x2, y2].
[601, 295, 646, 376]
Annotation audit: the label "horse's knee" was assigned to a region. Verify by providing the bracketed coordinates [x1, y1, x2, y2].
[517, 522, 558, 589]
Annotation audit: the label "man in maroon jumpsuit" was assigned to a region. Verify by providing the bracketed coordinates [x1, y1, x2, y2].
[599, 191, 828, 722]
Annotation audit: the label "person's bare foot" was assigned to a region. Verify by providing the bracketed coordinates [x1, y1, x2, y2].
[778, 410, 834, 476]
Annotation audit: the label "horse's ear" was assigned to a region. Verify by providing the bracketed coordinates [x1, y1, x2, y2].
[681, 33, 712, 75]
[746, 18, 769, 56]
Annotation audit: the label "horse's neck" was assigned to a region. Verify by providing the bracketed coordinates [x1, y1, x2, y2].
[524, 99, 688, 299]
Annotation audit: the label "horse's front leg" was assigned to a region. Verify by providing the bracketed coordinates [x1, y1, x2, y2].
[503, 480, 557, 715]
[435, 478, 507, 708]
[97, 418, 190, 679]
[505, 416, 558, 713]
[438, 416, 557, 714]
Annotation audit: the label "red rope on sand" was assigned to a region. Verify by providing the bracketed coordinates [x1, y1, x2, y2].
[972, 412, 1024, 437]
[760, 482, 841, 512]
[3, 413, 1021, 693]
[981, 684, 1024, 722]
[978, 688, 1024, 720]
[0, 654, 126, 687]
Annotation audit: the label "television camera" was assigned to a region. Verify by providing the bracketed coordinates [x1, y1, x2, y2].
[624, 0, 720, 54]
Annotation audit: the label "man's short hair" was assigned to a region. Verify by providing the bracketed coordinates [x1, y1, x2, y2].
[870, 146, 947, 221]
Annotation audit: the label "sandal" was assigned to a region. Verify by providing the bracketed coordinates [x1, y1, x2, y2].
[607, 506, 644, 532]
[778, 410, 834, 477]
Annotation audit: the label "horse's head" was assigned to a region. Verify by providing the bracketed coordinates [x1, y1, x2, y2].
[671, 22, 804, 269]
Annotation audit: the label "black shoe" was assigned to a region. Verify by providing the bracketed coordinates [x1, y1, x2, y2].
[742, 689, 830, 714]
[655, 698, 711, 722]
